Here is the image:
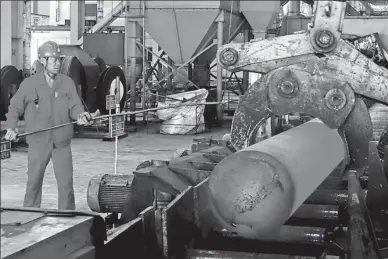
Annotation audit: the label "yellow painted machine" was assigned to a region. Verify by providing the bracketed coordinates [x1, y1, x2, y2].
[2, 1, 388, 259]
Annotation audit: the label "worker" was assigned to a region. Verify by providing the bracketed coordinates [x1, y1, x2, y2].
[4, 41, 94, 210]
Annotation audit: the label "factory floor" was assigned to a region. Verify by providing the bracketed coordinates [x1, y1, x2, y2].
[1, 118, 231, 211]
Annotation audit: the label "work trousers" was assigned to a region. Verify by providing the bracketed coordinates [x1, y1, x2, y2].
[23, 142, 76, 210]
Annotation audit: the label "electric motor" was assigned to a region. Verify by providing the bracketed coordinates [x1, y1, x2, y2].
[87, 174, 134, 213]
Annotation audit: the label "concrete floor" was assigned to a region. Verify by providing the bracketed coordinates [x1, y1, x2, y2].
[1, 120, 231, 211]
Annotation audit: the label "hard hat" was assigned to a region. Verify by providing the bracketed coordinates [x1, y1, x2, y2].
[38, 41, 64, 58]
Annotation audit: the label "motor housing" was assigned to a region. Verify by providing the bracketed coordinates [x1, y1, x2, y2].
[87, 174, 134, 213]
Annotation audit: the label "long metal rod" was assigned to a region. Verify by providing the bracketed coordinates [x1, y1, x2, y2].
[15, 102, 224, 138]
[114, 76, 120, 175]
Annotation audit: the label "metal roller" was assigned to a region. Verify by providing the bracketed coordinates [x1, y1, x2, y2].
[222, 225, 327, 245]
[59, 56, 87, 101]
[0, 66, 22, 121]
[291, 204, 339, 221]
[87, 174, 134, 213]
[207, 119, 346, 239]
[185, 249, 317, 259]
[95, 66, 127, 115]
[305, 189, 367, 206]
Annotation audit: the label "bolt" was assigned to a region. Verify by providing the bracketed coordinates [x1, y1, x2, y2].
[325, 88, 346, 110]
[222, 51, 234, 63]
[279, 81, 295, 95]
[220, 48, 238, 66]
[319, 32, 331, 45]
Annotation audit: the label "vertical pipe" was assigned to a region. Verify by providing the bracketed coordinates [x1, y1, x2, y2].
[167, 58, 173, 88]
[97, 0, 104, 20]
[1, 1, 12, 67]
[129, 20, 137, 124]
[23, 0, 31, 77]
[142, 0, 146, 123]
[55, 0, 60, 22]
[242, 28, 249, 92]
[124, 0, 128, 122]
[114, 76, 120, 175]
[216, 20, 224, 121]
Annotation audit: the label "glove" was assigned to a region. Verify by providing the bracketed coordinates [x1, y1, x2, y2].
[77, 112, 93, 126]
[5, 128, 19, 142]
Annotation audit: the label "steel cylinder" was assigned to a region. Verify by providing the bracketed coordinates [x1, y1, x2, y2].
[305, 189, 367, 206]
[292, 204, 339, 221]
[87, 174, 134, 213]
[207, 119, 346, 239]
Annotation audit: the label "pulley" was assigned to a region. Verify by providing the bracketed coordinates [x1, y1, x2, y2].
[59, 56, 87, 101]
[0, 66, 22, 121]
[96, 66, 127, 115]
[87, 174, 134, 213]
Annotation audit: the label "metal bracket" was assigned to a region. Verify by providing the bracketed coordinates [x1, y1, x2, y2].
[309, 1, 346, 53]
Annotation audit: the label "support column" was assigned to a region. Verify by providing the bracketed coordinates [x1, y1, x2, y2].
[216, 11, 225, 122]
[126, 18, 143, 124]
[1, 1, 12, 67]
[242, 27, 250, 92]
[97, 0, 104, 20]
[70, 0, 85, 44]
[167, 58, 173, 88]
[23, 1, 32, 77]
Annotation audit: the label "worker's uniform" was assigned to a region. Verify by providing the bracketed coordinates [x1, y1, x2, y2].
[6, 72, 84, 210]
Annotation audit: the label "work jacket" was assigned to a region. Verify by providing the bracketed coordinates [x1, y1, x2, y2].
[6, 72, 84, 148]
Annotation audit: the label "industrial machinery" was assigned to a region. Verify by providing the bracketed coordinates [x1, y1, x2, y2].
[86, 0, 388, 258]
[2, 1, 388, 259]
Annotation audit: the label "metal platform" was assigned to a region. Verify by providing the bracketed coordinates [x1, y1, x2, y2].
[1, 207, 106, 259]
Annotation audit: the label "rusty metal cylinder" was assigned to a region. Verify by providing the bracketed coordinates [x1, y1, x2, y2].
[185, 249, 316, 259]
[207, 119, 346, 239]
[292, 204, 339, 221]
[87, 174, 134, 213]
